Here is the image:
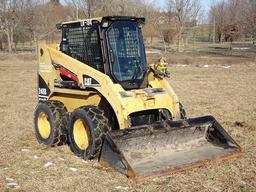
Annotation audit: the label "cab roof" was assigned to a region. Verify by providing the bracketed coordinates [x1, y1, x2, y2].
[59, 16, 145, 27]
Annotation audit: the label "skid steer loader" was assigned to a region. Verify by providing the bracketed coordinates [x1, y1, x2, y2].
[34, 16, 241, 180]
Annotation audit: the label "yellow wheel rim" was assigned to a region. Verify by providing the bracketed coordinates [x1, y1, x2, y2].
[37, 112, 51, 139]
[73, 119, 90, 150]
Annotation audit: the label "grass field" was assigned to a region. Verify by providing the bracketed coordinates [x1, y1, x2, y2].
[0, 53, 255, 191]
[146, 42, 256, 65]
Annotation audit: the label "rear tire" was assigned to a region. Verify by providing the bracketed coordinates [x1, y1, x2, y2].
[34, 101, 68, 146]
[68, 106, 110, 159]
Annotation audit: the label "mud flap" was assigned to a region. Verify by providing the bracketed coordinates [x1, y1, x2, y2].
[99, 116, 241, 180]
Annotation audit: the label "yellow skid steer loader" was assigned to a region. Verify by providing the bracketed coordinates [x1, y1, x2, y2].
[34, 16, 241, 180]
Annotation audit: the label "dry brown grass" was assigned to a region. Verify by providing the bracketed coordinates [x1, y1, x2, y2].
[0, 54, 255, 192]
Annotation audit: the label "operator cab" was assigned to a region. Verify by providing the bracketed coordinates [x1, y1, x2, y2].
[59, 16, 147, 90]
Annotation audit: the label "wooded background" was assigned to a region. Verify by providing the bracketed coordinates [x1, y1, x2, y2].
[0, 0, 255, 53]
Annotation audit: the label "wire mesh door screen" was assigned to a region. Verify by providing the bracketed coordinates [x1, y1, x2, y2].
[66, 25, 103, 72]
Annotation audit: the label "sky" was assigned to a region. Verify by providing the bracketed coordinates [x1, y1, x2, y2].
[201, 0, 212, 12]
[150, 0, 212, 13]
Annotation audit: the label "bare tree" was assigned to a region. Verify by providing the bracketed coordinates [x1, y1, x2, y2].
[223, 23, 240, 49]
[66, 0, 154, 18]
[0, 0, 25, 52]
[25, 1, 72, 44]
[240, 0, 256, 44]
[209, 1, 228, 43]
[67, 0, 107, 18]
[166, 0, 201, 52]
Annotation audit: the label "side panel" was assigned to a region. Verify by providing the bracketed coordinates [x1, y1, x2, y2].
[38, 74, 51, 101]
[37, 44, 56, 102]
[148, 72, 180, 119]
[49, 92, 101, 112]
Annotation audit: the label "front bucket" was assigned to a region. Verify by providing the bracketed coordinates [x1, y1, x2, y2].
[99, 116, 241, 180]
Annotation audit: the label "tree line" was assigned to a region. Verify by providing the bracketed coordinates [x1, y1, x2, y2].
[209, 0, 256, 44]
[0, 0, 255, 53]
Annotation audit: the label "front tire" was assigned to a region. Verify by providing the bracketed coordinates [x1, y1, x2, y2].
[68, 106, 110, 159]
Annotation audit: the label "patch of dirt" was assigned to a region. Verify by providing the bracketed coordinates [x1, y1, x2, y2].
[234, 121, 247, 127]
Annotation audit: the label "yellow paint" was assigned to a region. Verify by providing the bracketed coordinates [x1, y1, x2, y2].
[50, 91, 101, 112]
[38, 41, 181, 130]
[37, 112, 51, 139]
[73, 119, 90, 150]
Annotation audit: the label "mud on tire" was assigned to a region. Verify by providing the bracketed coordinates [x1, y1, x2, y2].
[34, 101, 68, 146]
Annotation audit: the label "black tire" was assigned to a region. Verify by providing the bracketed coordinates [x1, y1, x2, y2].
[68, 106, 110, 159]
[179, 103, 187, 119]
[34, 101, 68, 146]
